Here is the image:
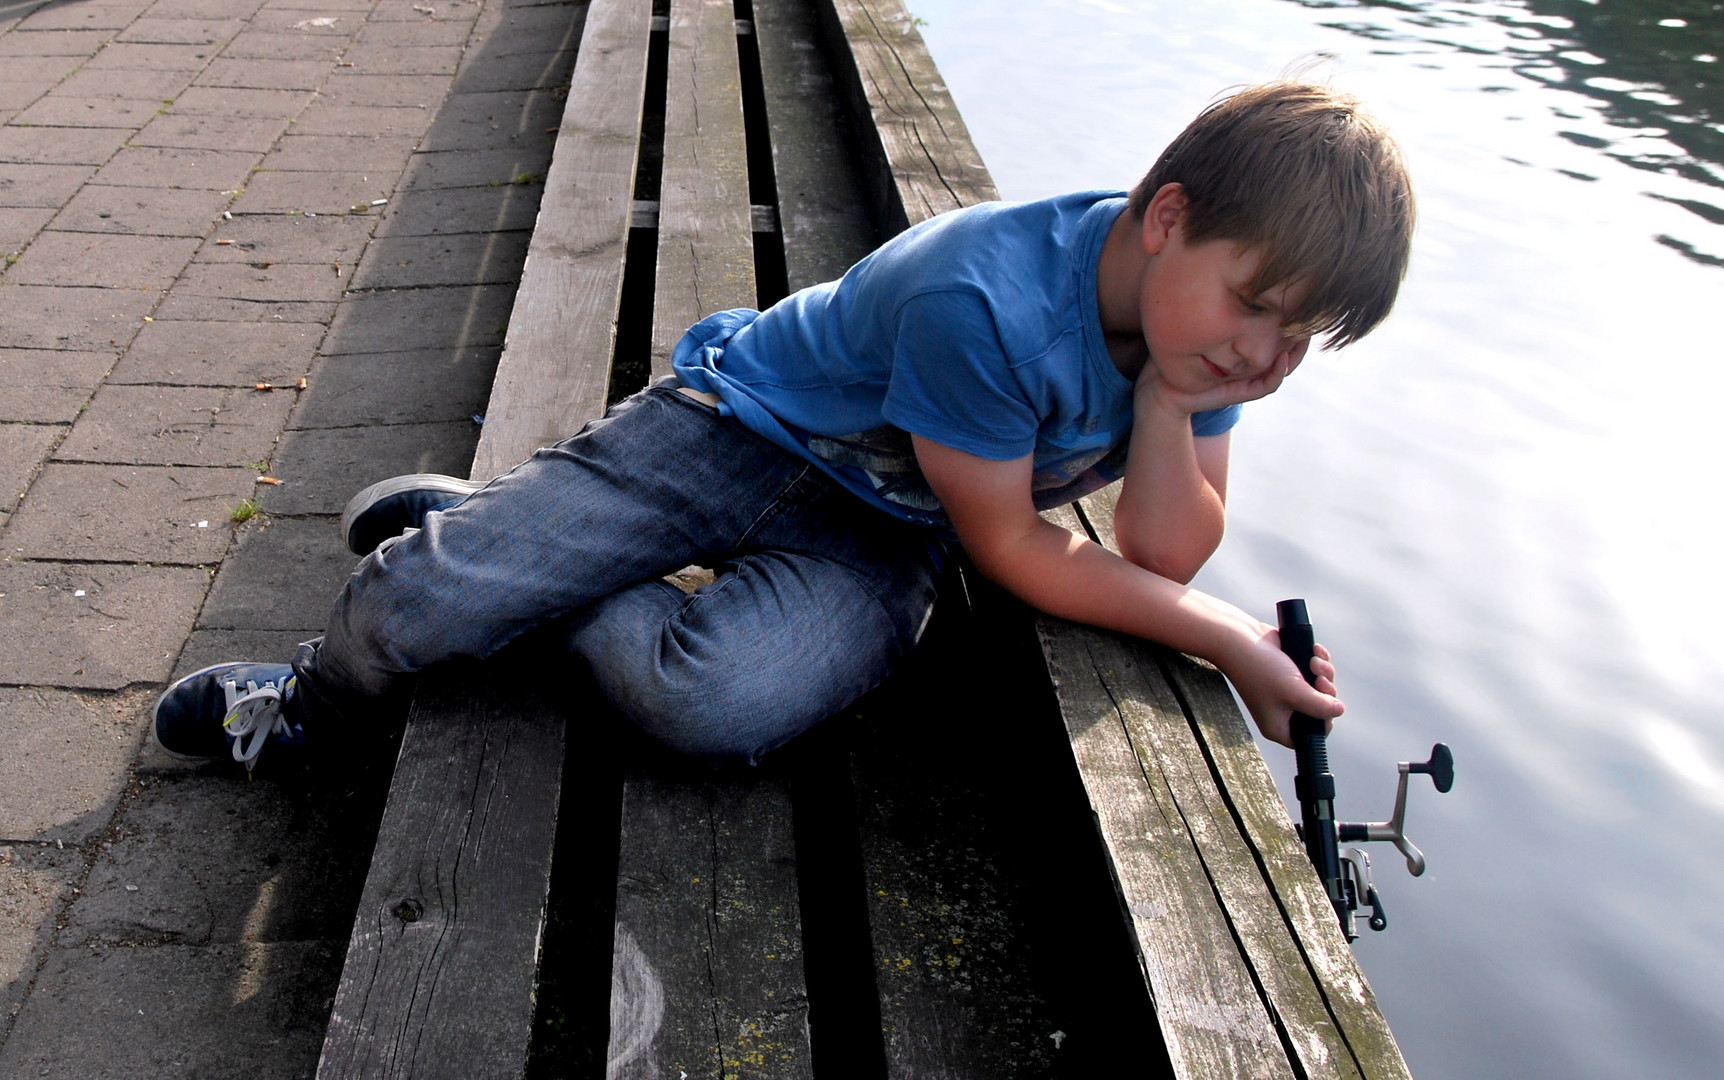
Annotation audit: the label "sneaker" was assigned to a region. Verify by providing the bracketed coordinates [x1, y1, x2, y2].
[341, 473, 486, 556]
[154, 662, 307, 772]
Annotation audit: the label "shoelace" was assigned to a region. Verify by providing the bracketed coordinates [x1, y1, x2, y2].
[220, 674, 298, 773]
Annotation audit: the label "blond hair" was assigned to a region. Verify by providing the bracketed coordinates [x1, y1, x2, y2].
[1129, 82, 1415, 348]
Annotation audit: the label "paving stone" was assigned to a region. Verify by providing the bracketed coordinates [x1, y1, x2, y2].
[370, 0, 481, 22]
[265, 0, 380, 11]
[198, 514, 355, 629]
[67, 769, 383, 944]
[291, 345, 497, 427]
[165, 84, 312, 115]
[473, 0, 585, 47]
[0, 560, 210, 690]
[0, 687, 152, 842]
[340, 42, 461, 76]
[322, 281, 512, 353]
[349, 228, 527, 288]
[148, 0, 267, 18]
[129, 110, 288, 152]
[355, 15, 475, 47]
[419, 87, 563, 152]
[108, 318, 321, 385]
[55, 383, 295, 466]
[221, 28, 350, 60]
[0, 940, 341, 1078]
[0, 161, 96, 207]
[259, 133, 418, 173]
[0, 348, 115, 422]
[0, 845, 83, 1037]
[259, 420, 477, 515]
[150, 291, 335, 322]
[0, 206, 54, 254]
[0, 420, 61, 507]
[56, 64, 196, 99]
[245, 7, 360, 34]
[170, 626, 317, 680]
[0, 53, 84, 88]
[170, 260, 349, 304]
[93, 146, 256, 190]
[18, 2, 150, 32]
[235, 169, 393, 214]
[451, 47, 572, 94]
[198, 211, 372, 264]
[317, 71, 448, 108]
[8, 94, 166, 128]
[194, 56, 332, 90]
[50, 183, 234, 236]
[6, 231, 199, 288]
[0, 81, 51, 114]
[115, 17, 246, 45]
[0, 124, 131, 166]
[7, 463, 258, 562]
[0, 28, 112, 56]
[287, 103, 433, 140]
[0, 284, 157, 350]
[75, 40, 220, 69]
[398, 145, 547, 190]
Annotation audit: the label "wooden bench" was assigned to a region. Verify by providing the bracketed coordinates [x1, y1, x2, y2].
[318, 1, 1415, 1077]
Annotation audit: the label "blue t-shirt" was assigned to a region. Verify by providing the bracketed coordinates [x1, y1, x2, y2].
[672, 191, 1240, 527]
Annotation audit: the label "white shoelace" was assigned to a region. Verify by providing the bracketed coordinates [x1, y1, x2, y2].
[221, 674, 297, 772]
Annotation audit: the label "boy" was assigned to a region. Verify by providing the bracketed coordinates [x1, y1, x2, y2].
[154, 81, 1411, 770]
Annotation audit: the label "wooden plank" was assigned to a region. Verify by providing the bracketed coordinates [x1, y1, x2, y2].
[605, 7, 809, 1076]
[752, 0, 878, 287]
[755, 10, 1065, 1074]
[317, 667, 568, 1080]
[1033, 511, 1296, 1080]
[812, 0, 997, 236]
[607, 770, 810, 1079]
[649, 0, 757, 379]
[1162, 657, 1414, 1080]
[321, 3, 649, 1076]
[1074, 489, 1412, 1079]
[471, 0, 655, 479]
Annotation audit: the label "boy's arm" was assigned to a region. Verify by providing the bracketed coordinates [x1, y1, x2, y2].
[913, 434, 1341, 747]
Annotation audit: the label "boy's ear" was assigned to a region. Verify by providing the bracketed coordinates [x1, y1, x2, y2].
[1140, 182, 1188, 256]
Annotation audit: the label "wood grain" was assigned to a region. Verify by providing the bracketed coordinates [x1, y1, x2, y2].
[649, 0, 757, 378]
[1074, 487, 1412, 1079]
[753, 0, 879, 287]
[317, 668, 567, 1080]
[814, 0, 997, 236]
[606, 770, 810, 1080]
[471, 0, 655, 479]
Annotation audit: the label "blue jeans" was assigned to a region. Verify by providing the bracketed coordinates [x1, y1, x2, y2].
[294, 381, 947, 762]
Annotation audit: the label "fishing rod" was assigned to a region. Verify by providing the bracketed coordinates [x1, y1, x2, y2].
[1277, 599, 1453, 942]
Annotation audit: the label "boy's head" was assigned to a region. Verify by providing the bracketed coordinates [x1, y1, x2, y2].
[1128, 81, 1415, 348]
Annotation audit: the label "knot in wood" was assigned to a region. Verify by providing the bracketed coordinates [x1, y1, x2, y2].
[393, 897, 425, 923]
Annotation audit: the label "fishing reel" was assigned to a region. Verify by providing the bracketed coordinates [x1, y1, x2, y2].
[1277, 599, 1454, 942]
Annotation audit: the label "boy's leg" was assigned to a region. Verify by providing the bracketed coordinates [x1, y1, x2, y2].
[157, 386, 823, 761]
[559, 471, 947, 763]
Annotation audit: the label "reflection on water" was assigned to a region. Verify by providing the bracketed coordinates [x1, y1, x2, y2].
[909, 1, 1723, 1078]
[1308, 0, 1724, 262]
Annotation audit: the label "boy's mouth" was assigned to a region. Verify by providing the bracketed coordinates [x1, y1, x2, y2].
[1202, 357, 1231, 380]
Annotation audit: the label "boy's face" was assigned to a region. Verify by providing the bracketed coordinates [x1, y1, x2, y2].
[1137, 195, 1311, 397]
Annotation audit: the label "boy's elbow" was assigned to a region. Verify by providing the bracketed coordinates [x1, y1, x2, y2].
[1118, 528, 1223, 586]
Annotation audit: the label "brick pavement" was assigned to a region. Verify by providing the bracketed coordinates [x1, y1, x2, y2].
[0, 0, 584, 1073]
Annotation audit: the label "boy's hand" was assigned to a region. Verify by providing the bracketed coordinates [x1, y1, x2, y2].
[1137, 336, 1310, 419]
[1219, 623, 1343, 748]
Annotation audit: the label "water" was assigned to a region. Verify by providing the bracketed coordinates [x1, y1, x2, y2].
[907, 1, 1724, 1077]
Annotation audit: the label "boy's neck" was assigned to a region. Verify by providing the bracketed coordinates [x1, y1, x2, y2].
[1097, 207, 1151, 381]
